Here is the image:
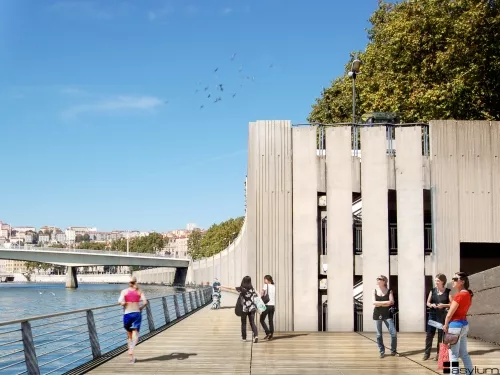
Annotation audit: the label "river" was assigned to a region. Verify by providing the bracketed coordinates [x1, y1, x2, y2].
[0, 282, 190, 374]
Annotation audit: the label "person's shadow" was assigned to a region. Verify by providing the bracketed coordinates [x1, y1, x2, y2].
[138, 352, 197, 362]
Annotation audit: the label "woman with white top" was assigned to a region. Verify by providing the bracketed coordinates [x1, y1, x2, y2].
[260, 275, 275, 340]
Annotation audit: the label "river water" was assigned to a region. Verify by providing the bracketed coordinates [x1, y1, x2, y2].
[0, 282, 192, 374]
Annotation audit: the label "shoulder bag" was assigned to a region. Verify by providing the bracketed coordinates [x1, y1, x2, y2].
[262, 285, 270, 304]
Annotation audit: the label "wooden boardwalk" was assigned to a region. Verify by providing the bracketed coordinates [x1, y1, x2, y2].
[89, 293, 500, 374]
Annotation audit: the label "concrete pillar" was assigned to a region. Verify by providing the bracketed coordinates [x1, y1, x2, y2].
[292, 126, 318, 331]
[65, 266, 78, 288]
[173, 267, 188, 286]
[361, 126, 389, 331]
[396, 127, 426, 332]
[326, 126, 353, 331]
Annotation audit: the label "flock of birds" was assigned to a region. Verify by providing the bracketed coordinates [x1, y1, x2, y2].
[180, 52, 273, 110]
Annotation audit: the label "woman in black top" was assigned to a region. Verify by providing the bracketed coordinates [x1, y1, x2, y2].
[372, 275, 398, 358]
[221, 276, 259, 343]
[423, 273, 451, 360]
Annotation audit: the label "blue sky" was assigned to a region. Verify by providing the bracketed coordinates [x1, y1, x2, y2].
[0, 0, 379, 232]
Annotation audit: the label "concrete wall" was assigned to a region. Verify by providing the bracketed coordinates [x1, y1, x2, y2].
[292, 126, 319, 331]
[360, 126, 390, 332]
[430, 120, 500, 279]
[247, 120, 294, 332]
[326, 126, 353, 331]
[467, 265, 500, 345]
[395, 127, 426, 332]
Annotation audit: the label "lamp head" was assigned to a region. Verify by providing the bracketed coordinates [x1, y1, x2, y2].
[351, 59, 361, 73]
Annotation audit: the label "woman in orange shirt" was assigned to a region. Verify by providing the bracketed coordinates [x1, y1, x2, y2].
[443, 272, 473, 374]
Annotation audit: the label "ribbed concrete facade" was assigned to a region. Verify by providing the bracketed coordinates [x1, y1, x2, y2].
[139, 120, 500, 334]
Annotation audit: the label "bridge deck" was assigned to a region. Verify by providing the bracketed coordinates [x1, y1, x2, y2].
[89, 293, 499, 374]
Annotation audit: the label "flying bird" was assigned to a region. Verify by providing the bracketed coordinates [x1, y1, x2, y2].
[204, 86, 209, 91]
[232, 93, 236, 98]
[239, 65, 243, 72]
[214, 68, 218, 73]
[200, 105, 204, 109]
[231, 53, 236, 60]
[218, 84, 223, 91]
[207, 93, 211, 98]
[214, 97, 221, 103]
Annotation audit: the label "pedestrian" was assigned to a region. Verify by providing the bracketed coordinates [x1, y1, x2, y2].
[423, 273, 451, 360]
[372, 275, 399, 358]
[260, 275, 275, 340]
[118, 276, 148, 363]
[221, 276, 259, 343]
[443, 272, 473, 374]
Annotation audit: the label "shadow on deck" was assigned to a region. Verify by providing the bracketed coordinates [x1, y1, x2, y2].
[88, 293, 499, 375]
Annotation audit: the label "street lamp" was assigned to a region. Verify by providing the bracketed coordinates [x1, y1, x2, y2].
[347, 59, 362, 124]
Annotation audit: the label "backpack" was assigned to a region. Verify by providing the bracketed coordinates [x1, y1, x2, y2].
[234, 294, 243, 316]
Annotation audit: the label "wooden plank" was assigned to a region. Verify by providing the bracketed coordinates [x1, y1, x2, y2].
[90, 293, 500, 374]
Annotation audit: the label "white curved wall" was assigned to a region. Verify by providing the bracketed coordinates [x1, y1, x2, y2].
[191, 218, 248, 287]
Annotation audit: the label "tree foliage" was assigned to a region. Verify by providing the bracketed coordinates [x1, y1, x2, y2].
[188, 217, 244, 260]
[110, 232, 165, 254]
[308, 0, 500, 124]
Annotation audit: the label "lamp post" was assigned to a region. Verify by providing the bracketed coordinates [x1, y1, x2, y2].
[347, 59, 362, 124]
[348, 59, 362, 155]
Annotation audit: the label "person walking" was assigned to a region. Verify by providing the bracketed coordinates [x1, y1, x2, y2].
[423, 273, 451, 360]
[372, 275, 399, 358]
[260, 275, 275, 340]
[443, 272, 473, 374]
[221, 276, 259, 343]
[118, 276, 148, 363]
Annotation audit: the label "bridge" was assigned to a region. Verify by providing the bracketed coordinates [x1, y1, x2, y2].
[0, 247, 190, 288]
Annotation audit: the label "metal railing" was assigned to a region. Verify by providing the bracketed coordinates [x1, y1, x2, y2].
[0, 287, 213, 375]
[297, 122, 430, 157]
[353, 223, 433, 255]
[0, 246, 186, 260]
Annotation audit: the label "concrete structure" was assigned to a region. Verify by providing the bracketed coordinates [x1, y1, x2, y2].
[467, 265, 500, 345]
[0, 247, 189, 288]
[140, 120, 500, 334]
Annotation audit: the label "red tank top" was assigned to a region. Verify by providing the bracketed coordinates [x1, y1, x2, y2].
[124, 289, 141, 302]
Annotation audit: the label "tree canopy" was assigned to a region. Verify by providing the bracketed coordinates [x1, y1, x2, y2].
[188, 216, 244, 260]
[110, 232, 165, 253]
[308, 0, 500, 124]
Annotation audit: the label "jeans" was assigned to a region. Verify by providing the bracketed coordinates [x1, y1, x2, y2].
[448, 324, 473, 373]
[260, 305, 275, 335]
[241, 311, 258, 340]
[375, 319, 397, 354]
[425, 325, 443, 357]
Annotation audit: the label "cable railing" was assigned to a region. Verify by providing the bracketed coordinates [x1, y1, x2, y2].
[0, 287, 213, 375]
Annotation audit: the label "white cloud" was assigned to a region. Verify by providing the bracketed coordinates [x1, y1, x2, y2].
[61, 95, 164, 119]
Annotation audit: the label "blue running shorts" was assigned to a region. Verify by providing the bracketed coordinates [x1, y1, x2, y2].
[123, 312, 142, 332]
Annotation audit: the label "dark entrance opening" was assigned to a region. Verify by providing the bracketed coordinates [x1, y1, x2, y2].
[460, 242, 500, 275]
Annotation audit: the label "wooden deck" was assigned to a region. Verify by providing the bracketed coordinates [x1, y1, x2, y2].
[89, 293, 500, 374]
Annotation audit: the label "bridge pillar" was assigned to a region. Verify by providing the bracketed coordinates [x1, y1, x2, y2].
[65, 266, 78, 289]
[173, 267, 188, 286]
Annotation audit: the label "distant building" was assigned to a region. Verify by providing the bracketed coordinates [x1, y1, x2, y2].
[186, 223, 197, 231]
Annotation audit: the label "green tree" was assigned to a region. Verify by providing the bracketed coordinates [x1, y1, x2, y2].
[187, 228, 203, 259]
[309, 0, 500, 124]
[188, 216, 244, 260]
[78, 241, 106, 250]
[82, 233, 90, 242]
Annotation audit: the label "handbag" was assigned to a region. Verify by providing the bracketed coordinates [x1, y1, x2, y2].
[254, 295, 267, 313]
[234, 295, 243, 316]
[443, 332, 459, 345]
[262, 287, 270, 304]
[437, 342, 450, 370]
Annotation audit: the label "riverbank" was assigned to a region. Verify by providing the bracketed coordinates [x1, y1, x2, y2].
[9, 273, 132, 283]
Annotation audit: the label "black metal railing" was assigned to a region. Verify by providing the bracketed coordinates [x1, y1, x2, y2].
[353, 223, 433, 255]
[0, 287, 213, 375]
